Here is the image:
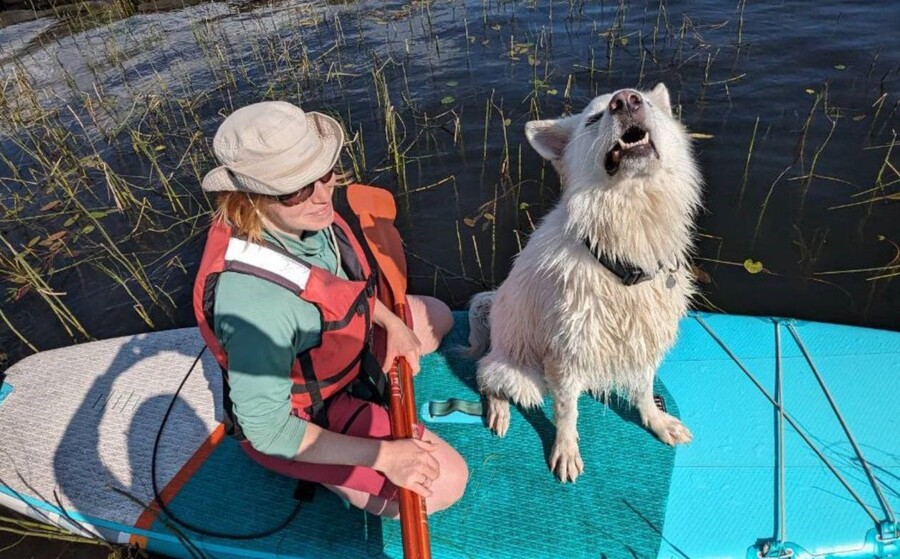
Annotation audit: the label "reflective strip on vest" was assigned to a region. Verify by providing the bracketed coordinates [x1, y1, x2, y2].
[224, 238, 311, 291]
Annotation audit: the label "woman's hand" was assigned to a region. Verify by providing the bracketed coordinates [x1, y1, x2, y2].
[381, 317, 422, 375]
[375, 438, 440, 497]
[373, 299, 422, 375]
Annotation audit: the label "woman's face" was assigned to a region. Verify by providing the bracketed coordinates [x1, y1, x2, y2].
[261, 170, 337, 235]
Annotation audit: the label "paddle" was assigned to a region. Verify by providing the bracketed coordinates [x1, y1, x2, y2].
[346, 184, 431, 559]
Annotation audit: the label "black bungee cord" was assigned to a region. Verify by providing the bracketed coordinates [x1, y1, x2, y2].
[150, 345, 304, 540]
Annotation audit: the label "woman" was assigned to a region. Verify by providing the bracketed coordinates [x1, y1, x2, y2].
[193, 100, 468, 517]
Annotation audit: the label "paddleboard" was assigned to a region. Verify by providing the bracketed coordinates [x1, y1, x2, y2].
[0, 312, 898, 558]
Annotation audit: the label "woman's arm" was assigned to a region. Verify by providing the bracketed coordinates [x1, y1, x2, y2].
[372, 299, 422, 373]
[372, 298, 406, 329]
[216, 273, 313, 459]
[294, 423, 439, 497]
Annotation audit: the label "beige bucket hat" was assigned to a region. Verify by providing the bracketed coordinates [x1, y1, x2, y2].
[201, 101, 345, 195]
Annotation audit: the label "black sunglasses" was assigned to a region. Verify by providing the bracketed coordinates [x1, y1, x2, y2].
[276, 169, 335, 207]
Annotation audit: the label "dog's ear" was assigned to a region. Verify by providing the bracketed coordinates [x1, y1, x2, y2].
[649, 83, 672, 115]
[525, 115, 579, 160]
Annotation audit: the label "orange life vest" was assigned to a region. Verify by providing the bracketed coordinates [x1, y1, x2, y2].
[193, 211, 384, 437]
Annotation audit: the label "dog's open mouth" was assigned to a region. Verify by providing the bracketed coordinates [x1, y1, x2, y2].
[604, 125, 656, 176]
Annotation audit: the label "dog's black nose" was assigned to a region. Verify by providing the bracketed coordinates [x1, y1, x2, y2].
[609, 90, 642, 116]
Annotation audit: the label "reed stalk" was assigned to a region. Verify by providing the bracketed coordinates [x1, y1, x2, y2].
[798, 111, 838, 216]
[737, 116, 760, 208]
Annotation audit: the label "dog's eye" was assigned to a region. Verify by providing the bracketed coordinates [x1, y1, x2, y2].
[585, 111, 604, 126]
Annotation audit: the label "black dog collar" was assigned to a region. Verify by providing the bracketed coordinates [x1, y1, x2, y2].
[582, 238, 674, 287]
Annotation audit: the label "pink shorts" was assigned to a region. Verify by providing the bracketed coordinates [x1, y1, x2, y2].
[240, 391, 425, 501]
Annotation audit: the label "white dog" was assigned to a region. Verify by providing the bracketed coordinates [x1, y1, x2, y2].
[467, 84, 702, 483]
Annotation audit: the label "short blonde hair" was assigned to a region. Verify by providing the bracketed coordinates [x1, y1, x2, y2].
[213, 191, 268, 244]
[211, 169, 353, 244]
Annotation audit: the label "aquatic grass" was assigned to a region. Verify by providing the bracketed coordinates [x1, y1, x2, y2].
[463, 11, 472, 68]
[27, 184, 167, 328]
[455, 220, 466, 277]
[737, 116, 759, 208]
[371, 56, 409, 193]
[871, 97, 899, 141]
[701, 49, 717, 89]
[794, 104, 838, 217]
[672, 15, 688, 67]
[0, 232, 90, 342]
[344, 125, 369, 182]
[495, 98, 511, 185]
[703, 259, 858, 311]
[650, 0, 666, 57]
[636, 31, 648, 85]
[865, 92, 889, 141]
[794, 89, 823, 176]
[6, 117, 177, 321]
[736, 0, 747, 45]
[828, 131, 899, 211]
[792, 225, 830, 277]
[0, 306, 38, 353]
[693, 255, 775, 276]
[128, 128, 187, 216]
[562, 73, 574, 109]
[815, 263, 900, 282]
[470, 233, 486, 286]
[0, 513, 122, 551]
[603, 0, 628, 73]
[811, 233, 899, 319]
[752, 164, 793, 249]
[693, 292, 727, 314]
[0, 7, 237, 347]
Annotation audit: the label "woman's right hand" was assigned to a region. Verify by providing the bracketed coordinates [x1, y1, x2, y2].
[376, 438, 440, 497]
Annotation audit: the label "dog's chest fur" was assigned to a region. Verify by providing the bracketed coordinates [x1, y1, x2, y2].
[521, 196, 694, 395]
[560, 248, 688, 373]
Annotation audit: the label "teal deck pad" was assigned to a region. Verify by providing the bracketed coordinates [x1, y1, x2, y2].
[156, 312, 678, 558]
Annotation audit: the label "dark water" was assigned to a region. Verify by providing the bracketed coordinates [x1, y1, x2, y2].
[0, 0, 897, 553]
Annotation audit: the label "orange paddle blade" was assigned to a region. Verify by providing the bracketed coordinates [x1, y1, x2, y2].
[346, 184, 409, 301]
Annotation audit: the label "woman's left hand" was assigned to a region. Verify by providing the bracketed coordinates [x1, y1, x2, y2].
[381, 318, 422, 375]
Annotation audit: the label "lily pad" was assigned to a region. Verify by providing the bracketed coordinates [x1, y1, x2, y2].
[743, 259, 763, 274]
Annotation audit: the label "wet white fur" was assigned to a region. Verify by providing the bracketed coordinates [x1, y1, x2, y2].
[467, 84, 703, 482]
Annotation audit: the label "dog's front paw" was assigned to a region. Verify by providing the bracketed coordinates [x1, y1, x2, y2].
[647, 412, 693, 446]
[485, 395, 510, 437]
[549, 438, 584, 483]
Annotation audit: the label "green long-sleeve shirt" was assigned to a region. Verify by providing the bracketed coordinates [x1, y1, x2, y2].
[213, 227, 347, 459]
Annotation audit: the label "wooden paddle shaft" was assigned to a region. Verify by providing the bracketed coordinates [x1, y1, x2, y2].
[388, 356, 431, 559]
[344, 185, 431, 559]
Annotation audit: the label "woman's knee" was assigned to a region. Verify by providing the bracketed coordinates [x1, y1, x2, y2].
[424, 434, 469, 514]
[408, 295, 453, 354]
[428, 297, 454, 340]
[429, 456, 468, 514]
